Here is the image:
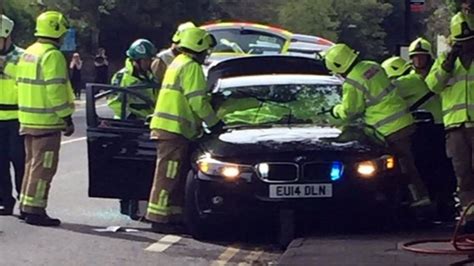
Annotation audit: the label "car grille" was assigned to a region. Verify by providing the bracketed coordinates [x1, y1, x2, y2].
[302, 162, 334, 181]
[259, 163, 298, 182]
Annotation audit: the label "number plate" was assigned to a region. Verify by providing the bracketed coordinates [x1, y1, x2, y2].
[269, 184, 332, 198]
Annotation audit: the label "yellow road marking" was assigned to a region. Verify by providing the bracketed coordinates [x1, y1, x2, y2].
[237, 250, 264, 266]
[145, 234, 182, 253]
[211, 245, 241, 266]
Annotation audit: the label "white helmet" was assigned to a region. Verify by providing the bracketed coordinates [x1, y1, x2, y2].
[0, 15, 14, 38]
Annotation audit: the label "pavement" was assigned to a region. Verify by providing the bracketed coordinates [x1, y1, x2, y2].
[1, 99, 473, 266]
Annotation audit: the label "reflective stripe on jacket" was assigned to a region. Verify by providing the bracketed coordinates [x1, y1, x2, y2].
[107, 58, 156, 119]
[333, 60, 414, 137]
[394, 72, 443, 124]
[0, 46, 24, 120]
[150, 53, 219, 140]
[16, 42, 74, 129]
[426, 53, 474, 128]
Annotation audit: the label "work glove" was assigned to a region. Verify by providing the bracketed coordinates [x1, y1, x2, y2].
[442, 43, 462, 72]
[208, 120, 227, 135]
[62, 116, 75, 137]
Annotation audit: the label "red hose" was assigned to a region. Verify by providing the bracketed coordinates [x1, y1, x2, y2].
[402, 201, 474, 255]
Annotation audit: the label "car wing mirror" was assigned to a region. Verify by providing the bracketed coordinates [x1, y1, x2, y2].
[145, 115, 153, 126]
[411, 110, 434, 124]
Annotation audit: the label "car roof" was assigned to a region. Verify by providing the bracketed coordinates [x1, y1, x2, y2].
[216, 74, 342, 90]
[291, 34, 335, 46]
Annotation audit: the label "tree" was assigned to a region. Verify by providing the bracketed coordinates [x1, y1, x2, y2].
[277, 0, 339, 41]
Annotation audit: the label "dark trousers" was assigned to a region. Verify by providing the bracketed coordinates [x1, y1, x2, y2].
[0, 120, 25, 208]
[413, 123, 456, 216]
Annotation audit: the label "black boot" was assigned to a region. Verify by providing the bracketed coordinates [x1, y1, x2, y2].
[150, 222, 185, 234]
[24, 213, 61, 227]
[18, 211, 27, 220]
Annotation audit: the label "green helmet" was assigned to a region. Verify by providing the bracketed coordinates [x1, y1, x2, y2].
[382, 56, 411, 79]
[450, 12, 474, 41]
[408, 37, 433, 57]
[178, 27, 217, 53]
[0, 15, 14, 38]
[172, 22, 196, 43]
[126, 39, 157, 60]
[35, 11, 69, 39]
[323, 43, 359, 74]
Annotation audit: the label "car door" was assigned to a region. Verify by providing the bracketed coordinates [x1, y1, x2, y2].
[86, 83, 157, 200]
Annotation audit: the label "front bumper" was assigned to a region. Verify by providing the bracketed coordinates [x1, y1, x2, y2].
[193, 170, 400, 218]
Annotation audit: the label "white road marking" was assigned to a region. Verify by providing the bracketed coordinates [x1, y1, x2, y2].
[145, 235, 182, 253]
[237, 250, 264, 266]
[61, 137, 86, 145]
[211, 245, 241, 266]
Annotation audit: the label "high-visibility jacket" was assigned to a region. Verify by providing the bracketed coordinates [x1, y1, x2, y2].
[150, 53, 219, 140]
[426, 53, 474, 128]
[333, 60, 414, 137]
[0, 46, 24, 121]
[16, 41, 74, 129]
[107, 59, 156, 119]
[394, 72, 443, 124]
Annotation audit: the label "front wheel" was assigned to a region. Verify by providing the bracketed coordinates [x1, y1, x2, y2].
[184, 170, 213, 240]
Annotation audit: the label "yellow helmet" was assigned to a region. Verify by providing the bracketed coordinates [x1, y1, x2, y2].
[172, 22, 196, 43]
[178, 27, 216, 53]
[382, 56, 411, 79]
[323, 43, 359, 74]
[408, 37, 433, 57]
[0, 15, 14, 38]
[450, 12, 474, 42]
[35, 11, 69, 39]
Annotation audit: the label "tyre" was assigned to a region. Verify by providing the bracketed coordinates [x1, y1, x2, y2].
[184, 170, 214, 240]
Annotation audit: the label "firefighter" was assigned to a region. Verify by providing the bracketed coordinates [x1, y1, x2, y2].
[107, 39, 157, 120]
[383, 55, 456, 221]
[0, 15, 25, 215]
[325, 43, 431, 208]
[146, 27, 225, 232]
[16, 11, 75, 226]
[426, 13, 474, 230]
[151, 22, 196, 83]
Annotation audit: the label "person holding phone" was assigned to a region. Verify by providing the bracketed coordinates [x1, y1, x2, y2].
[426, 12, 474, 231]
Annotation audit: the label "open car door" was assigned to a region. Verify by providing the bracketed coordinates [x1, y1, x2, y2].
[86, 83, 157, 200]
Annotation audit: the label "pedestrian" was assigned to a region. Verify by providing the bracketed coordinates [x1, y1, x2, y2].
[324, 43, 431, 208]
[69, 52, 82, 100]
[426, 12, 474, 231]
[151, 22, 196, 84]
[94, 47, 109, 84]
[107, 39, 157, 121]
[146, 27, 225, 233]
[382, 52, 456, 221]
[0, 15, 25, 216]
[16, 11, 75, 226]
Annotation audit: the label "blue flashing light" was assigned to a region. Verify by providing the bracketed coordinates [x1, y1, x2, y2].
[330, 161, 343, 181]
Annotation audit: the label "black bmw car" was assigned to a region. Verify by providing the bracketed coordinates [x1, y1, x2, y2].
[86, 56, 402, 243]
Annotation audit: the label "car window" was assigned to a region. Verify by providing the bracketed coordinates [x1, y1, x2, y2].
[88, 84, 157, 128]
[209, 29, 287, 55]
[214, 83, 341, 126]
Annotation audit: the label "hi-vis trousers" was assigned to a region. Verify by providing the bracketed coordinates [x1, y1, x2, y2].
[146, 136, 189, 223]
[19, 132, 61, 215]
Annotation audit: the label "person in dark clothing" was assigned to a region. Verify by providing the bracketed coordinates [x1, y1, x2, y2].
[94, 48, 109, 84]
[69, 52, 82, 100]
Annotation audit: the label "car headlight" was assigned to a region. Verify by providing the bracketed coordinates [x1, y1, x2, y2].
[356, 155, 395, 179]
[197, 154, 252, 180]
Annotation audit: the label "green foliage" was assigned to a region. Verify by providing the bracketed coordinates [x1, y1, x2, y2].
[278, 0, 339, 41]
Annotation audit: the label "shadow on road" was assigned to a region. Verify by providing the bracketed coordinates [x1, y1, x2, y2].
[54, 223, 157, 243]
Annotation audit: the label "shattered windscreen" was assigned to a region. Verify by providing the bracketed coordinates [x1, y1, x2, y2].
[215, 83, 341, 126]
